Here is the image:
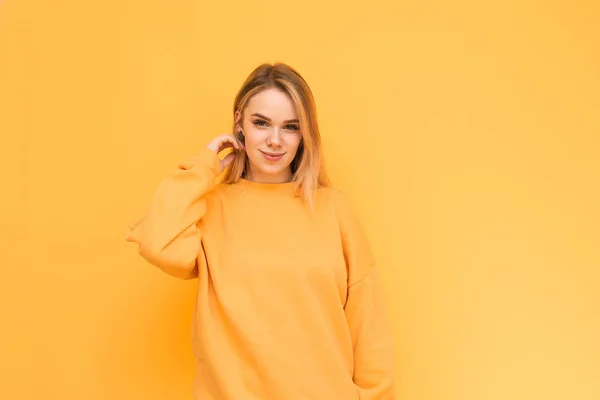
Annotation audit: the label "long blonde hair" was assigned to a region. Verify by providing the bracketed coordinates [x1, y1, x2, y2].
[222, 63, 331, 209]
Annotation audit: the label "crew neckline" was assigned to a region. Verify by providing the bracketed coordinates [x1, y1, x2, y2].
[237, 178, 297, 194]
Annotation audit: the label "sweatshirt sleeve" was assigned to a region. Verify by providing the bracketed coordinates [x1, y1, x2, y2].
[125, 147, 221, 280]
[334, 190, 395, 399]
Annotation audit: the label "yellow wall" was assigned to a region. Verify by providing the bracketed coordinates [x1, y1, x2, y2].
[1, 0, 598, 399]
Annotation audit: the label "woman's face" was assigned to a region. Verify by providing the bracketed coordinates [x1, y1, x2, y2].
[236, 88, 302, 184]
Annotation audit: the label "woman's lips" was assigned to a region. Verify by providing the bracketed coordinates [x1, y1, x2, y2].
[260, 150, 285, 162]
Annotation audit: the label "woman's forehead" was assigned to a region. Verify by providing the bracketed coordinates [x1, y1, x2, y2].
[245, 88, 297, 121]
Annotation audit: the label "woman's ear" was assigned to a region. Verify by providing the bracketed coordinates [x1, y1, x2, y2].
[234, 110, 242, 132]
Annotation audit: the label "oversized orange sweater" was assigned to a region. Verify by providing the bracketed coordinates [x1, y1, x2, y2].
[126, 147, 394, 399]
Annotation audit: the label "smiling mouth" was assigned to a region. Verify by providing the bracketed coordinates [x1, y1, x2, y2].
[260, 150, 285, 157]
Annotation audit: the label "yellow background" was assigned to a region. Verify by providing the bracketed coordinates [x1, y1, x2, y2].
[1, 0, 598, 399]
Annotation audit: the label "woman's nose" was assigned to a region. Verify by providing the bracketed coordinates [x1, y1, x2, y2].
[267, 128, 283, 147]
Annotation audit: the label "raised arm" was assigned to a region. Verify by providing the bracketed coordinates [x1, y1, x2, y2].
[126, 147, 221, 279]
[126, 134, 243, 279]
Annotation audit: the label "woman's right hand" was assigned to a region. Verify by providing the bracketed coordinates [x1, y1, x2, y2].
[207, 134, 245, 172]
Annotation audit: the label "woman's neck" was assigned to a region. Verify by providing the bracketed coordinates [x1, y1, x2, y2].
[245, 168, 292, 184]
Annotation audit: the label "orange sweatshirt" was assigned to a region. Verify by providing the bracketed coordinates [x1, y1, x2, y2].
[126, 147, 395, 399]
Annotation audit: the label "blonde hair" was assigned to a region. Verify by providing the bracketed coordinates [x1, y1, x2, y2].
[222, 62, 331, 209]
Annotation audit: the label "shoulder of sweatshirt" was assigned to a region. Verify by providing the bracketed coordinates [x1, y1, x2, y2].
[323, 186, 356, 219]
[325, 186, 377, 285]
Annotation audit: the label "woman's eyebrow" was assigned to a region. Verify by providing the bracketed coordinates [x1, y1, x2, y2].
[251, 113, 299, 124]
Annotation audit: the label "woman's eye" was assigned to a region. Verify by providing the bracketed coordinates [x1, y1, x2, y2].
[252, 120, 298, 131]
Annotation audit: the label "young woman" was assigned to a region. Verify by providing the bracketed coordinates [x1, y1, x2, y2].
[126, 63, 394, 399]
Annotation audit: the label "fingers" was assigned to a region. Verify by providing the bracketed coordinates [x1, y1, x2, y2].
[218, 134, 244, 152]
[207, 134, 245, 156]
[221, 152, 236, 168]
[231, 134, 245, 151]
[220, 141, 234, 150]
